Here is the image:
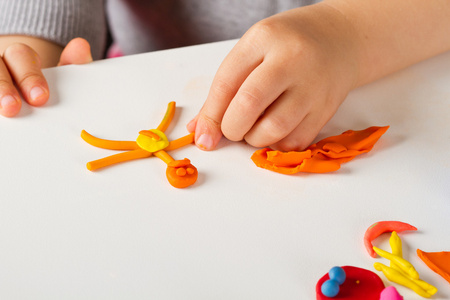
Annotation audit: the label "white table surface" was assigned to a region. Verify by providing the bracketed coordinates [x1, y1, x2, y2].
[1, 40, 449, 299]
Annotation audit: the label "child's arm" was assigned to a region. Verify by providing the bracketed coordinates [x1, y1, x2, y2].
[0, 36, 92, 117]
[188, 1, 450, 151]
[326, 0, 450, 86]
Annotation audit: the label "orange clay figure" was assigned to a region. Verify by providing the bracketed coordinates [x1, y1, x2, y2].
[81, 101, 198, 188]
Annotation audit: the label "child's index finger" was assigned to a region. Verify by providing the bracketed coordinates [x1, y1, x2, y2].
[193, 38, 265, 150]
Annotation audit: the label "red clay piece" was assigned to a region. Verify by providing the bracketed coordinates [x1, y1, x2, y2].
[316, 266, 385, 300]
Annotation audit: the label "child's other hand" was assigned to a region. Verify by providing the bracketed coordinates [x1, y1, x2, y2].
[188, 3, 360, 151]
[0, 37, 92, 117]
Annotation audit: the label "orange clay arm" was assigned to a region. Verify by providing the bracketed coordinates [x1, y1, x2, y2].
[86, 149, 152, 171]
[81, 130, 140, 150]
[156, 101, 176, 132]
[165, 132, 195, 151]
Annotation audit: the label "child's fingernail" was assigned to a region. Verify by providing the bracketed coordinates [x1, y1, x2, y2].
[1, 95, 18, 109]
[196, 133, 213, 151]
[30, 86, 45, 102]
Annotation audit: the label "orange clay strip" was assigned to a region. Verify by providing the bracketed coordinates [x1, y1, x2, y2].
[153, 150, 175, 165]
[87, 149, 152, 171]
[156, 101, 176, 132]
[165, 132, 195, 151]
[81, 130, 140, 150]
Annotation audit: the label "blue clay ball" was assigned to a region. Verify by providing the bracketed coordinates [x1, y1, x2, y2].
[328, 266, 346, 285]
[321, 279, 340, 297]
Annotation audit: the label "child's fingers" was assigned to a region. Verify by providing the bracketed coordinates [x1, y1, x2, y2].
[220, 59, 290, 142]
[269, 109, 333, 152]
[2, 43, 49, 107]
[242, 88, 309, 148]
[0, 58, 22, 117]
[192, 39, 264, 150]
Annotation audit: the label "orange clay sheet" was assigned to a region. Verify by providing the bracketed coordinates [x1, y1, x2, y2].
[251, 126, 389, 174]
[417, 249, 450, 284]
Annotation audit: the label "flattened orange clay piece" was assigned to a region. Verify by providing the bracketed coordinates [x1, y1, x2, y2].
[251, 126, 389, 174]
[81, 102, 197, 188]
[417, 249, 450, 284]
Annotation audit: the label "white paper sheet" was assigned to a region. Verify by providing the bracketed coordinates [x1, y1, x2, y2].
[1, 40, 449, 299]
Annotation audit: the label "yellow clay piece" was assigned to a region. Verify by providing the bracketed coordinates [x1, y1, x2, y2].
[389, 231, 406, 274]
[373, 246, 419, 279]
[136, 129, 169, 152]
[386, 260, 438, 295]
[389, 231, 403, 257]
[372, 232, 437, 297]
[374, 263, 433, 298]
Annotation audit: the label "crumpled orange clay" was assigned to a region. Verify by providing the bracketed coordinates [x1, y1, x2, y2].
[251, 126, 389, 174]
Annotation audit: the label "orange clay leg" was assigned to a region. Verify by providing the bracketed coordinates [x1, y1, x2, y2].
[153, 150, 175, 164]
[87, 149, 152, 171]
[154, 150, 198, 188]
[81, 130, 140, 150]
[156, 101, 176, 132]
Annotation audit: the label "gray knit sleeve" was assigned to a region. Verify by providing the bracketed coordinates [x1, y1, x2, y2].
[0, 0, 107, 59]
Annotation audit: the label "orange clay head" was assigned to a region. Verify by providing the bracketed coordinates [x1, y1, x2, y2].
[166, 158, 198, 188]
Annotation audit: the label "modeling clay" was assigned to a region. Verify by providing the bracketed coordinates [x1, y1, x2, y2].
[417, 249, 450, 284]
[374, 263, 433, 298]
[320, 266, 346, 297]
[379, 286, 403, 300]
[81, 102, 198, 188]
[371, 232, 437, 297]
[364, 221, 417, 258]
[387, 233, 437, 294]
[251, 126, 389, 174]
[373, 246, 419, 280]
[389, 231, 403, 258]
[329, 266, 346, 285]
[316, 266, 384, 300]
[321, 279, 340, 298]
[136, 129, 169, 152]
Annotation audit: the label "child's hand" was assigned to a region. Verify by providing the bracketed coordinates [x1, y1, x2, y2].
[188, 3, 360, 151]
[0, 37, 92, 117]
